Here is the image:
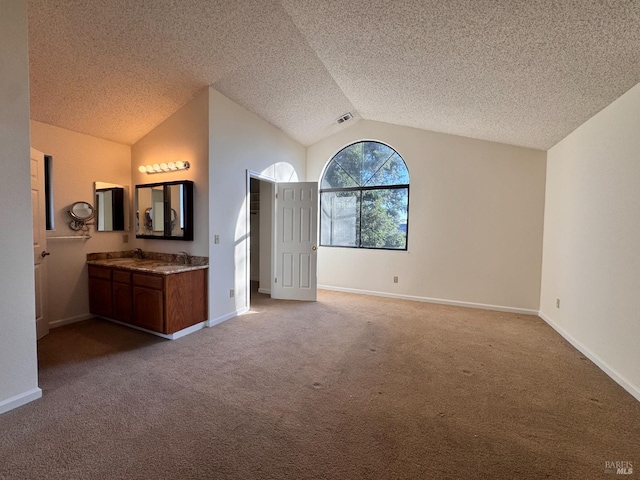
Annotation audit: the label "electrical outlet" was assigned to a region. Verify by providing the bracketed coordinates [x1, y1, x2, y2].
[122, 234, 129, 243]
[556, 298, 560, 309]
[230, 289, 234, 298]
[393, 276, 398, 283]
[214, 235, 220, 244]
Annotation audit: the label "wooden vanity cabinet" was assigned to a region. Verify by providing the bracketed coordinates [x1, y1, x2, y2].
[88, 265, 207, 335]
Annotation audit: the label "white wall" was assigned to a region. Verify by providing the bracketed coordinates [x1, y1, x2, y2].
[250, 211, 260, 281]
[208, 88, 306, 323]
[307, 120, 547, 312]
[0, 0, 41, 413]
[131, 88, 209, 256]
[30, 121, 131, 327]
[540, 82, 640, 401]
[249, 181, 260, 282]
[258, 180, 273, 292]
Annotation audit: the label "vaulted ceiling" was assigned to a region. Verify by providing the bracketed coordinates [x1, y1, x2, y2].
[27, 0, 640, 149]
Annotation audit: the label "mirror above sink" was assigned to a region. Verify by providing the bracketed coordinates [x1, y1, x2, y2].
[135, 180, 194, 241]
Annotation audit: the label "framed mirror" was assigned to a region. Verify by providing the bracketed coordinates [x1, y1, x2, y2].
[135, 180, 193, 240]
[94, 182, 128, 232]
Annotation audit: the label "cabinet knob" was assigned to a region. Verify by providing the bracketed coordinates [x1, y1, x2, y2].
[41, 251, 51, 257]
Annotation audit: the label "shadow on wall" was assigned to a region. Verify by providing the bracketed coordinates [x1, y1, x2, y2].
[234, 162, 300, 308]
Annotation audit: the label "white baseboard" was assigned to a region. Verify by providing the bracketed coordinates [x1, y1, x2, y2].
[538, 310, 640, 402]
[318, 285, 538, 315]
[49, 313, 93, 329]
[0, 387, 42, 415]
[100, 317, 206, 340]
[257, 288, 271, 295]
[206, 307, 249, 328]
[166, 322, 207, 340]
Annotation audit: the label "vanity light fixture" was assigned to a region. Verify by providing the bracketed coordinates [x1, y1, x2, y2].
[138, 161, 190, 174]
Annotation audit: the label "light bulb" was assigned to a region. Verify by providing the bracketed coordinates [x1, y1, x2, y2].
[145, 165, 154, 173]
[175, 161, 184, 170]
[138, 165, 147, 173]
[167, 162, 176, 170]
[160, 163, 168, 171]
[152, 163, 161, 172]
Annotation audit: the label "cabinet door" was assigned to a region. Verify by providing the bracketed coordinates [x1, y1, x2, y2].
[89, 277, 112, 317]
[113, 282, 133, 322]
[132, 286, 164, 332]
[164, 269, 207, 334]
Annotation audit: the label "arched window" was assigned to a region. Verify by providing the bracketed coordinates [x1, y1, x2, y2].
[320, 141, 409, 250]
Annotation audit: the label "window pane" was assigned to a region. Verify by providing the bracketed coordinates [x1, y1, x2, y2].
[332, 142, 363, 186]
[364, 153, 410, 186]
[45, 155, 54, 230]
[361, 142, 394, 185]
[321, 161, 359, 189]
[320, 191, 360, 247]
[320, 140, 410, 251]
[360, 188, 408, 249]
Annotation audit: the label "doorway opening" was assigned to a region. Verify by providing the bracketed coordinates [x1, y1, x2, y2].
[244, 169, 319, 311]
[247, 172, 275, 307]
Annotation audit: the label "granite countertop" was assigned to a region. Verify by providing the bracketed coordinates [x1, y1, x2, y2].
[87, 251, 208, 275]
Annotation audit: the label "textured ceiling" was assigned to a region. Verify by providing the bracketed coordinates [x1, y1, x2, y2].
[27, 0, 640, 149]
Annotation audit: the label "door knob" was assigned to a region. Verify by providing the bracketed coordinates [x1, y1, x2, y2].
[312, 246, 317, 251]
[41, 251, 50, 257]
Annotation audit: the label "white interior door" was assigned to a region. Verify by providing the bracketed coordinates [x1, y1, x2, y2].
[31, 148, 50, 339]
[272, 182, 318, 301]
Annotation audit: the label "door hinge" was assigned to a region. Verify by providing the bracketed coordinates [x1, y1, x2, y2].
[275, 193, 278, 199]
[275, 277, 277, 283]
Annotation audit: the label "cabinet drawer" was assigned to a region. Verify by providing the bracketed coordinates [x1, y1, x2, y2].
[133, 273, 164, 290]
[88, 265, 111, 280]
[112, 270, 131, 284]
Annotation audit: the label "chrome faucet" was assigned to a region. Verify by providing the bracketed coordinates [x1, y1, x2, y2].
[179, 251, 190, 265]
[133, 248, 143, 259]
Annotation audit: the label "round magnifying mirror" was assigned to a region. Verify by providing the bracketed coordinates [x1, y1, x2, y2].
[69, 202, 95, 221]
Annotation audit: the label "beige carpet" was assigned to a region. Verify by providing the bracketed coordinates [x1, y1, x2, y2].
[1, 290, 638, 479]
